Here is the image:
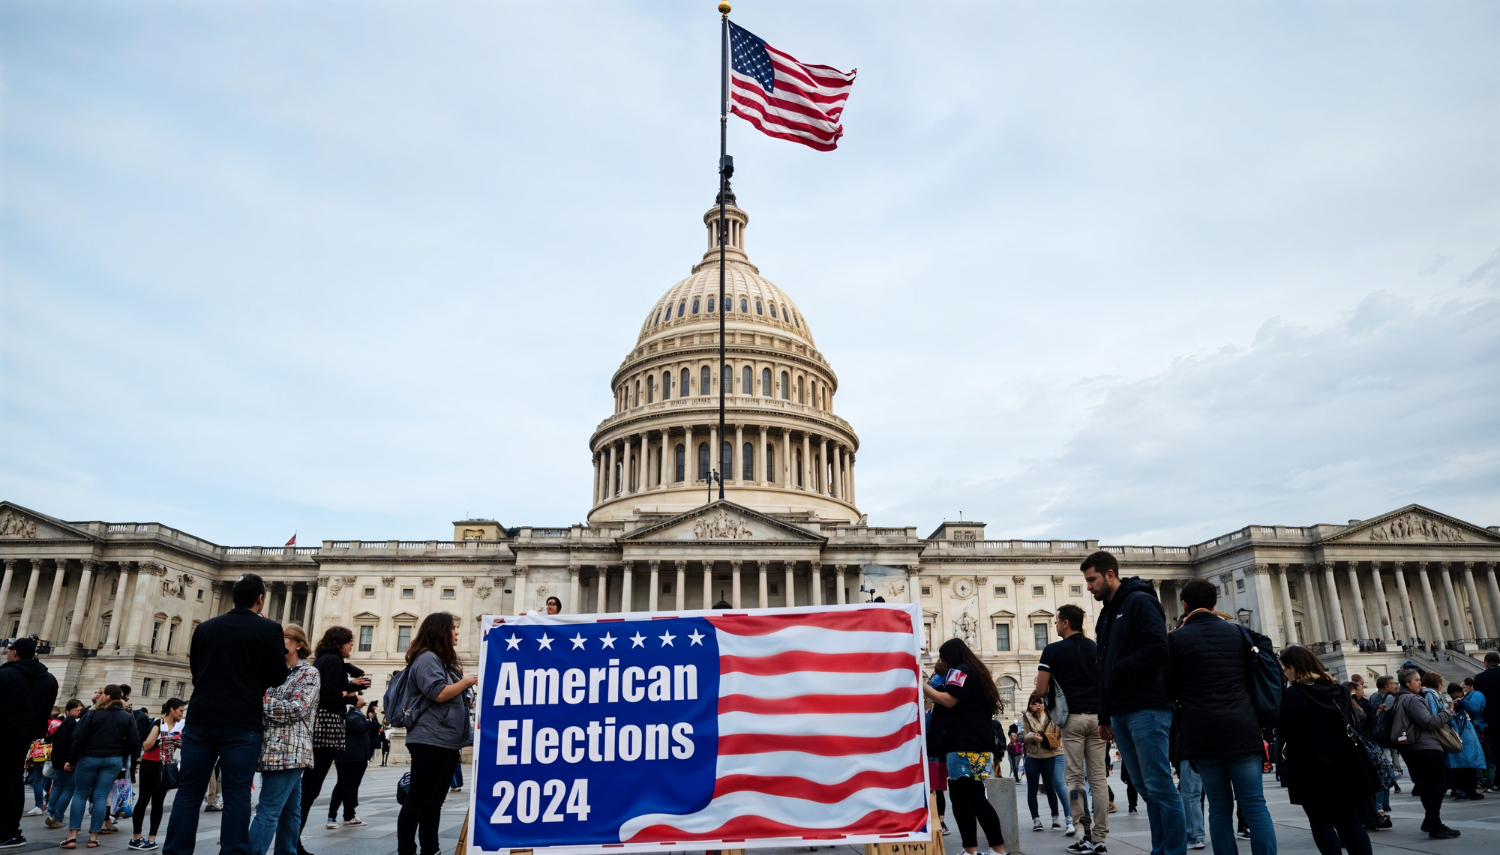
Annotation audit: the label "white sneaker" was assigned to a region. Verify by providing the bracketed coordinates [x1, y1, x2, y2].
[24, 808, 44, 817]
[1052, 819, 1061, 830]
[1066, 821, 1076, 837]
[343, 817, 364, 827]
[1189, 842, 1206, 850]
[1032, 818, 1044, 831]
[325, 819, 338, 830]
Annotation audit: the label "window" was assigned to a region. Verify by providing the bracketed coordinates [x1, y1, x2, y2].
[196, 589, 203, 600]
[740, 298, 748, 313]
[143, 678, 153, 697]
[1289, 582, 1298, 599]
[175, 682, 185, 698]
[634, 380, 640, 405]
[166, 621, 178, 652]
[701, 366, 710, 395]
[691, 298, 700, 314]
[741, 366, 751, 394]
[761, 367, 771, 397]
[150, 621, 161, 653]
[401, 587, 415, 598]
[920, 586, 931, 596]
[674, 443, 685, 482]
[1032, 585, 1045, 597]
[742, 442, 754, 480]
[756, 300, 764, 315]
[363, 587, 375, 598]
[795, 449, 803, 487]
[707, 297, 715, 313]
[1070, 585, 1082, 596]
[797, 376, 804, 403]
[397, 625, 413, 652]
[697, 442, 710, 480]
[158, 680, 167, 698]
[994, 586, 1007, 596]
[1034, 623, 1048, 650]
[663, 371, 672, 399]
[647, 375, 655, 403]
[662, 581, 672, 594]
[780, 371, 789, 399]
[677, 301, 685, 318]
[654, 310, 661, 325]
[721, 441, 731, 475]
[358, 626, 373, 652]
[770, 303, 778, 319]
[722, 364, 731, 393]
[681, 368, 690, 395]
[996, 624, 1011, 651]
[766, 445, 775, 481]
[1235, 579, 1245, 592]
[769, 583, 779, 594]
[442, 588, 456, 599]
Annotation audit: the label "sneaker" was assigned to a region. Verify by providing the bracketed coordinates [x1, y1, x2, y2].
[1033, 819, 1044, 832]
[139, 842, 159, 850]
[25, 807, 45, 817]
[1236, 830, 1251, 840]
[45, 817, 64, 829]
[1052, 819, 1061, 830]
[1377, 815, 1393, 830]
[1064, 840, 1094, 854]
[940, 823, 951, 836]
[1128, 807, 1138, 815]
[1392, 783, 1402, 793]
[1429, 827, 1461, 839]
[1189, 842, 1206, 850]
[1108, 802, 1117, 814]
[343, 818, 364, 827]
[1065, 821, 1076, 837]
[204, 804, 222, 813]
[1091, 844, 1108, 855]
[0, 836, 26, 849]
[128, 839, 148, 850]
[325, 819, 338, 830]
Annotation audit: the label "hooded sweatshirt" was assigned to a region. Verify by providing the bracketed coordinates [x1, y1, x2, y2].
[0, 657, 60, 741]
[1093, 576, 1171, 724]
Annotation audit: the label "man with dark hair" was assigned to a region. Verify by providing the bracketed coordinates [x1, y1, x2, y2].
[0, 636, 59, 849]
[1167, 579, 1277, 855]
[1081, 551, 1185, 855]
[162, 574, 287, 855]
[1474, 651, 1500, 793]
[1036, 603, 1108, 854]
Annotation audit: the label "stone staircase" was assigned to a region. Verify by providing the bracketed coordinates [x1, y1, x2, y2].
[1402, 646, 1485, 681]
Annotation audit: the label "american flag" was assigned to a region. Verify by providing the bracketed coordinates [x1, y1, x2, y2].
[728, 21, 856, 152]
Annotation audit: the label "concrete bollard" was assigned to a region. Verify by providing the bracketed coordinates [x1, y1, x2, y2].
[984, 777, 1024, 854]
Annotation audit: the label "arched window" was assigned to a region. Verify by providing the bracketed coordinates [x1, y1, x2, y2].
[761, 367, 771, 397]
[809, 380, 816, 408]
[674, 443, 685, 482]
[700, 366, 710, 396]
[792, 312, 800, 328]
[741, 366, 752, 395]
[770, 303, 778, 319]
[722, 364, 732, 392]
[740, 298, 748, 313]
[647, 375, 655, 403]
[797, 376, 804, 403]
[707, 297, 715, 313]
[634, 380, 640, 406]
[681, 367, 691, 395]
[691, 298, 700, 315]
[654, 445, 662, 484]
[795, 449, 803, 487]
[662, 372, 672, 399]
[780, 371, 789, 400]
[721, 441, 732, 475]
[654, 311, 661, 325]
[697, 442, 710, 481]
[766, 445, 776, 482]
[755, 300, 764, 315]
[676, 301, 685, 318]
[742, 442, 754, 480]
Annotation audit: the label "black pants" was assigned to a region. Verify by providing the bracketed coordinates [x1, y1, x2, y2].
[934, 789, 946, 819]
[0, 738, 29, 840]
[296, 748, 338, 845]
[1449, 768, 1479, 797]
[1302, 803, 1372, 855]
[380, 745, 390, 766]
[1401, 748, 1448, 830]
[398, 745, 459, 855]
[327, 761, 367, 821]
[1119, 762, 1138, 809]
[133, 760, 168, 838]
[948, 777, 1003, 851]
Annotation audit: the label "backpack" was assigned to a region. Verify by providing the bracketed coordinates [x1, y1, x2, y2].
[1370, 694, 1397, 748]
[382, 667, 431, 729]
[1236, 623, 1283, 726]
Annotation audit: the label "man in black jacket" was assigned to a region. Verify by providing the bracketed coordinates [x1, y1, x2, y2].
[162, 574, 286, 855]
[1474, 652, 1500, 793]
[1166, 580, 1278, 855]
[1082, 551, 1185, 855]
[0, 636, 60, 849]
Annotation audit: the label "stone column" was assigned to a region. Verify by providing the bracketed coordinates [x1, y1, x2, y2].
[836, 446, 846, 501]
[783, 562, 796, 607]
[637, 435, 649, 494]
[1460, 563, 1489, 640]
[1416, 564, 1443, 644]
[730, 560, 742, 609]
[701, 562, 712, 610]
[0, 560, 15, 625]
[684, 425, 694, 483]
[103, 563, 131, 653]
[1438, 563, 1466, 641]
[835, 565, 847, 605]
[848, 455, 856, 506]
[758, 560, 770, 608]
[596, 567, 610, 613]
[124, 562, 159, 649]
[709, 424, 719, 483]
[758, 429, 768, 486]
[1345, 561, 1371, 641]
[801, 432, 811, 490]
[1485, 563, 1500, 639]
[16, 560, 43, 638]
[593, 453, 603, 502]
[1250, 565, 1281, 647]
[824, 439, 836, 497]
[674, 561, 686, 611]
[1390, 563, 1418, 644]
[907, 565, 922, 605]
[648, 560, 661, 612]
[515, 565, 532, 614]
[568, 565, 581, 614]
[734, 425, 744, 483]
[1367, 563, 1393, 642]
[305, 580, 319, 641]
[810, 562, 823, 606]
[621, 563, 634, 613]
[1275, 565, 1299, 644]
[781, 428, 791, 487]
[1318, 563, 1347, 641]
[41, 559, 70, 645]
[1299, 565, 1324, 642]
[605, 443, 616, 498]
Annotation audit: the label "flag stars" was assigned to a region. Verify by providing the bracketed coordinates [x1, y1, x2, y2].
[630, 632, 647, 648]
[570, 634, 587, 650]
[505, 634, 521, 650]
[600, 632, 617, 649]
[537, 634, 554, 651]
[688, 629, 705, 646]
[659, 631, 676, 647]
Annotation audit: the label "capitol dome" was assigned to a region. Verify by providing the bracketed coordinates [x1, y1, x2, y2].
[588, 188, 860, 525]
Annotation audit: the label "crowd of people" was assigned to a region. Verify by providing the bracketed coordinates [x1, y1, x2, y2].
[1, 573, 469, 855]
[923, 551, 1500, 855]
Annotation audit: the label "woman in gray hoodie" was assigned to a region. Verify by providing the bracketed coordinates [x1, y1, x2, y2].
[1393, 669, 1457, 839]
[396, 612, 476, 855]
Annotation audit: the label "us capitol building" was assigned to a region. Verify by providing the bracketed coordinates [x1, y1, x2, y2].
[4, 191, 1499, 746]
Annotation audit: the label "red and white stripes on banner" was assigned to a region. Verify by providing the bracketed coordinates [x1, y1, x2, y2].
[620, 609, 928, 843]
[731, 45, 856, 152]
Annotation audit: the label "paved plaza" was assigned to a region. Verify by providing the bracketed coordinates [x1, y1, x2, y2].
[10, 765, 1498, 855]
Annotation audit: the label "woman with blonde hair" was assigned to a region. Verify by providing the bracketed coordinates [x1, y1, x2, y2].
[396, 612, 477, 855]
[62, 685, 140, 849]
[249, 625, 320, 855]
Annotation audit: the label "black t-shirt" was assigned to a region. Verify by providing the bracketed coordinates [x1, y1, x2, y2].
[933, 664, 997, 754]
[1039, 634, 1101, 714]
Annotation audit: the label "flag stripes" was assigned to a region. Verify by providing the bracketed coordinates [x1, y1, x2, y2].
[727, 20, 855, 152]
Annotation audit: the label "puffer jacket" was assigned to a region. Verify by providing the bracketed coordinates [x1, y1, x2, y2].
[1095, 576, 1171, 723]
[1166, 609, 1264, 760]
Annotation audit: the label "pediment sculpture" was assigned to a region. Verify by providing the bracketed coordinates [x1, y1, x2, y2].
[1367, 513, 1464, 543]
[0, 510, 37, 539]
[693, 511, 753, 540]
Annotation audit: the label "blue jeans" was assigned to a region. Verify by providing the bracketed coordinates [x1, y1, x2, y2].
[69, 755, 123, 833]
[29, 767, 48, 809]
[1053, 755, 1072, 819]
[1177, 761, 1204, 845]
[249, 769, 304, 855]
[1194, 754, 1276, 855]
[1112, 709, 1186, 855]
[163, 724, 263, 855]
[1026, 754, 1061, 819]
[48, 767, 75, 821]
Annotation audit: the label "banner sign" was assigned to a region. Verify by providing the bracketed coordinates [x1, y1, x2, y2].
[467, 603, 931, 855]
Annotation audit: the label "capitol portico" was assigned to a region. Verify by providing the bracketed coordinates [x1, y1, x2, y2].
[4, 193, 1499, 752]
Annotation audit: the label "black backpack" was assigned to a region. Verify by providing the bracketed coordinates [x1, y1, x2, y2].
[1236, 624, 1283, 726]
[1370, 694, 1397, 748]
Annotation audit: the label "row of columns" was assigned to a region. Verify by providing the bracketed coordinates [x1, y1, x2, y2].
[592, 424, 855, 505]
[0, 557, 167, 652]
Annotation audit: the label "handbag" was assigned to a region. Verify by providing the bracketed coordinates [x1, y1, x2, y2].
[1041, 714, 1062, 751]
[313, 709, 347, 751]
[1434, 722, 1463, 753]
[1336, 694, 1381, 795]
[161, 761, 180, 791]
[42, 761, 55, 780]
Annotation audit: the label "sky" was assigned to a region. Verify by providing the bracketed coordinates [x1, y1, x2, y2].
[2, 1, 1497, 547]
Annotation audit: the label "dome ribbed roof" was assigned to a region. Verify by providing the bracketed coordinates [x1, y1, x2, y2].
[637, 262, 813, 347]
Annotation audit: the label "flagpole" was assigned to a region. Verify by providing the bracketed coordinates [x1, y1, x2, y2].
[716, 1, 731, 503]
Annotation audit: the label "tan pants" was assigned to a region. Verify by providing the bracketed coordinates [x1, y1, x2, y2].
[1063, 712, 1109, 843]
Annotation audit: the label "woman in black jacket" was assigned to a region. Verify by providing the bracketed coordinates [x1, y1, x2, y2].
[922, 638, 1007, 855]
[45, 699, 84, 826]
[326, 696, 372, 829]
[61, 686, 139, 849]
[1275, 646, 1376, 855]
[297, 627, 369, 855]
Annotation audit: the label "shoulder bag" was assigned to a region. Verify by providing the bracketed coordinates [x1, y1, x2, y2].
[313, 708, 348, 751]
[1042, 714, 1062, 751]
[1236, 624, 1283, 725]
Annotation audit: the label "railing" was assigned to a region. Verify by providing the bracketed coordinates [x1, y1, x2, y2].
[1309, 641, 1342, 656]
[1478, 638, 1500, 651]
[295, 548, 318, 555]
[529, 529, 570, 538]
[1352, 639, 1387, 653]
[593, 396, 855, 437]
[226, 548, 253, 555]
[108, 524, 130, 531]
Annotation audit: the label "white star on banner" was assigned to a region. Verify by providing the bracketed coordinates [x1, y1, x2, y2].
[630, 632, 647, 648]
[600, 632, 616, 649]
[659, 631, 676, 647]
[505, 635, 521, 650]
[688, 630, 705, 646]
[570, 634, 586, 650]
[537, 634, 553, 651]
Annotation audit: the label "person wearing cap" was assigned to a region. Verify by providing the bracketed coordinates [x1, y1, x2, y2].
[0, 636, 61, 849]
